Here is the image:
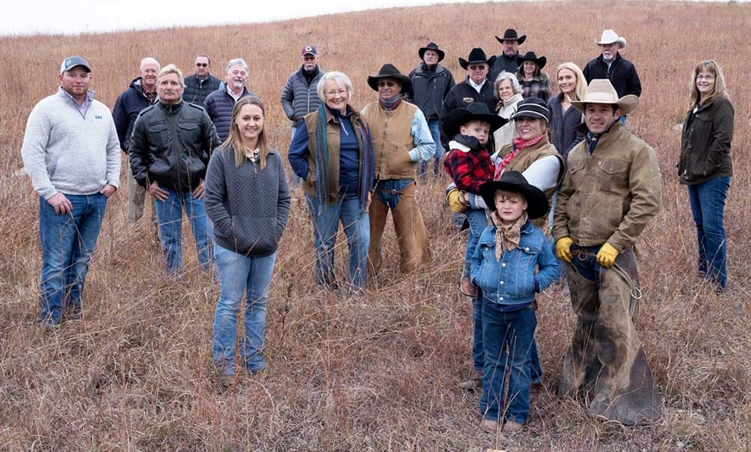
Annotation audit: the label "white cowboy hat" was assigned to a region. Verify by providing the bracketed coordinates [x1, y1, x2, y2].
[596, 29, 627, 49]
[571, 79, 639, 115]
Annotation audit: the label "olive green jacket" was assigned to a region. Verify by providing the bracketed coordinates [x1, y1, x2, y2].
[553, 123, 661, 253]
[678, 96, 733, 185]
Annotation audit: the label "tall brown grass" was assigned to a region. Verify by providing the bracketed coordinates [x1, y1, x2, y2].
[1, 1, 750, 450]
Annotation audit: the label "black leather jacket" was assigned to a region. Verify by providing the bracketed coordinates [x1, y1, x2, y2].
[129, 100, 221, 191]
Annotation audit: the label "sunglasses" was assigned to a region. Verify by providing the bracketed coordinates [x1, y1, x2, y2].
[468, 65, 487, 71]
[195, 63, 208, 67]
[377, 80, 398, 88]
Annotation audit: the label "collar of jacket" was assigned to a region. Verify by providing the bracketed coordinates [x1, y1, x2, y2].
[598, 52, 622, 66]
[415, 63, 446, 75]
[323, 104, 357, 124]
[576, 121, 623, 149]
[158, 99, 184, 114]
[298, 65, 320, 78]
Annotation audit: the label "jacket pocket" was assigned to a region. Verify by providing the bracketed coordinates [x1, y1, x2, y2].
[568, 159, 587, 187]
[597, 159, 629, 192]
[230, 215, 277, 255]
[508, 245, 539, 298]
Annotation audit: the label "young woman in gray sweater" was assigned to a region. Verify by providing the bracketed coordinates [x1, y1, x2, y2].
[204, 96, 291, 378]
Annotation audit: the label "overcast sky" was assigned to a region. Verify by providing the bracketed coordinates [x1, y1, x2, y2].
[0, 0, 739, 36]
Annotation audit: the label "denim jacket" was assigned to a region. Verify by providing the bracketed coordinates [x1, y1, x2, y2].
[469, 220, 558, 310]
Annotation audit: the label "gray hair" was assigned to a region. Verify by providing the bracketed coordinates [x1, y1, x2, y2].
[140, 57, 160, 71]
[157, 64, 185, 88]
[225, 58, 248, 75]
[317, 71, 354, 102]
[494, 71, 522, 97]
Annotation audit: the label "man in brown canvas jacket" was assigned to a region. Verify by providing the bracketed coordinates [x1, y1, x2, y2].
[552, 79, 662, 425]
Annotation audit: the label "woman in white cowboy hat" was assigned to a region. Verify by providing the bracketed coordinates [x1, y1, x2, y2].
[516, 51, 552, 102]
[678, 60, 734, 292]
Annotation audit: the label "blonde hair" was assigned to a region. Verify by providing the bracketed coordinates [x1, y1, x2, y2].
[556, 62, 587, 102]
[221, 96, 271, 170]
[689, 60, 728, 107]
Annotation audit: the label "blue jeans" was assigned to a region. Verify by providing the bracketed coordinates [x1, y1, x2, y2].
[212, 244, 277, 374]
[481, 303, 537, 424]
[154, 188, 213, 277]
[418, 119, 444, 180]
[289, 127, 302, 187]
[305, 192, 370, 288]
[472, 292, 484, 371]
[687, 177, 731, 289]
[463, 208, 488, 277]
[38, 193, 107, 323]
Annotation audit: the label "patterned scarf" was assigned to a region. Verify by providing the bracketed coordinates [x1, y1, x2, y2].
[490, 210, 528, 261]
[313, 104, 330, 216]
[493, 134, 545, 180]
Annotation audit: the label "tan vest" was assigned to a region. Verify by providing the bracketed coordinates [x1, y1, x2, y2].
[499, 137, 564, 230]
[363, 101, 418, 180]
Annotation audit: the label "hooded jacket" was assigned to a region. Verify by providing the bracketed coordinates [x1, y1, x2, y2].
[129, 100, 221, 191]
[408, 62, 456, 120]
[112, 77, 156, 152]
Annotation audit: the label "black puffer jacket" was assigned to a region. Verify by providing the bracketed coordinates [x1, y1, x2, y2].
[183, 74, 221, 107]
[408, 63, 455, 120]
[679, 96, 734, 185]
[112, 77, 156, 152]
[204, 87, 258, 141]
[129, 101, 221, 191]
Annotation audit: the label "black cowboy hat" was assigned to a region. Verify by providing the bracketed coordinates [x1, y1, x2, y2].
[458, 48, 497, 70]
[367, 64, 412, 93]
[495, 28, 527, 45]
[511, 97, 551, 123]
[442, 102, 508, 139]
[418, 42, 445, 62]
[517, 51, 547, 70]
[480, 171, 548, 219]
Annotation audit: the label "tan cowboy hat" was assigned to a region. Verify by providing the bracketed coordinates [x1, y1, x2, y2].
[571, 79, 639, 115]
[596, 29, 627, 49]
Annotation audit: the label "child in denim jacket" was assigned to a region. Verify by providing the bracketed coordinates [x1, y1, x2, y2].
[469, 171, 558, 434]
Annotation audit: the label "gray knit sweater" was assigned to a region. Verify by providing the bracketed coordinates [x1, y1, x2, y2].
[21, 89, 121, 200]
[204, 146, 291, 257]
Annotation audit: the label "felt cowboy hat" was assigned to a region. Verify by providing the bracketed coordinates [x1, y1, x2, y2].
[458, 48, 497, 70]
[442, 102, 508, 139]
[495, 28, 527, 45]
[418, 42, 445, 62]
[596, 29, 627, 49]
[480, 171, 548, 219]
[516, 51, 547, 70]
[571, 79, 639, 115]
[511, 97, 551, 123]
[367, 64, 412, 93]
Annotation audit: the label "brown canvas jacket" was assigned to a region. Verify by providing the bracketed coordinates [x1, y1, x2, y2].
[553, 123, 661, 252]
[678, 95, 734, 185]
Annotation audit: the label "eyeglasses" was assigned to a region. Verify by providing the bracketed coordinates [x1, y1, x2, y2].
[468, 65, 487, 71]
[325, 89, 347, 97]
[195, 63, 208, 67]
[377, 80, 397, 88]
[697, 74, 715, 80]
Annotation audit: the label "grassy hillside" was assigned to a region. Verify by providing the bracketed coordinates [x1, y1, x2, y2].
[0, 1, 749, 450]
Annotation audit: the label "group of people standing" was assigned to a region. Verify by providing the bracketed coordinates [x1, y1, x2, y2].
[21, 25, 734, 434]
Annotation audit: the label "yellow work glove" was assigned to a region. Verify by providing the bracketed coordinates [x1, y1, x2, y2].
[555, 237, 574, 263]
[446, 188, 469, 213]
[596, 243, 619, 268]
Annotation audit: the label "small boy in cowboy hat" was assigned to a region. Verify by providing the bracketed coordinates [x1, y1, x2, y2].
[470, 171, 558, 434]
[442, 102, 506, 390]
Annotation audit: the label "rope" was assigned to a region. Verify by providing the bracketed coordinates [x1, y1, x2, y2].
[571, 248, 643, 303]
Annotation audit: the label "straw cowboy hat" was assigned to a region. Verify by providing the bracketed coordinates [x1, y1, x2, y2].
[418, 42, 445, 62]
[367, 64, 412, 93]
[571, 79, 639, 115]
[479, 171, 548, 219]
[596, 29, 627, 49]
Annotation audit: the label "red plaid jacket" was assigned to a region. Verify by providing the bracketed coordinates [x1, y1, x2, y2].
[443, 140, 495, 194]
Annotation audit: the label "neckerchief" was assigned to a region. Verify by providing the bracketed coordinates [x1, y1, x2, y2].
[380, 94, 402, 111]
[490, 211, 528, 261]
[493, 135, 544, 180]
[245, 147, 259, 163]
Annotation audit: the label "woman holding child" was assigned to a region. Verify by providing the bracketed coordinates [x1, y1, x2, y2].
[204, 96, 291, 378]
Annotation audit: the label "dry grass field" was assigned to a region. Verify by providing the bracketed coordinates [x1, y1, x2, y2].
[1, 1, 750, 450]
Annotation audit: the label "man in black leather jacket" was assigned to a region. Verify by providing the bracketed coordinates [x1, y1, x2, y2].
[130, 64, 221, 277]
